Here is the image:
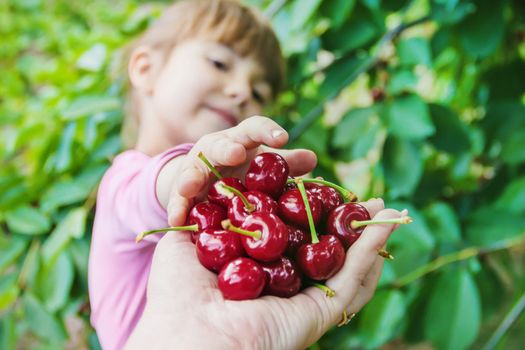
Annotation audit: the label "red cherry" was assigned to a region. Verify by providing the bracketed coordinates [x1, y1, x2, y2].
[284, 225, 311, 258]
[296, 235, 345, 281]
[228, 190, 278, 226]
[305, 183, 343, 218]
[245, 152, 289, 199]
[188, 202, 227, 243]
[208, 177, 246, 208]
[325, 203, 370, 250]
[278, 189, 322, 229]
[218, 257, 266, 300]
[260, 256, 302, 298]
[195, 229, 245, 272]
[238, 212, 288, 262]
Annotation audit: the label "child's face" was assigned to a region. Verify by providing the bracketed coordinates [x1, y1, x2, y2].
[148, 39, 272, 144]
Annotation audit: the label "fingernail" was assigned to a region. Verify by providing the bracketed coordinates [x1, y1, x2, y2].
[271, 129, 285, 139]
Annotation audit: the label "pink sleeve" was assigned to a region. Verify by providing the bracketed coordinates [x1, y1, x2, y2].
[101, 143, 193, 245]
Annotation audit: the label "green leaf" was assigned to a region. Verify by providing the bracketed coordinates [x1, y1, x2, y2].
[319, 56, 366, 99]
[41, 163, 107, 213]
[386, 202, 435, 277]
[320, 0, 355, 29]
[424, 266, 481, 350]
[290, 0, 322, 30]
[0, 312, 16, 350]
[61, 95, 120, 120]
[386, 69, 417, 95]
[0, 235, 29, 272]
[465, 207, 525, 246]
[428, 104, 471, 155]
[332, 107, 379, 149]
[423, 202, 461, 246]
[456, 0, 505, 58]
[500, 129, 525, 165]
[76, 43, 107, 72]
[22, 293, 67, 343]
[359, 290, 406, 348]
[431, 0, 475, 25]
[36, 250, 74, 312]
[385, 94, 435, 140]
[495, 176, 525, 214]
[41, 207, 87, 264]
[0, 273, 19, 312]
[397, 37, 432, 67]
[5, 205, 51, 235]
[53, 122, 76, 173]
[382, 136, 424, 198]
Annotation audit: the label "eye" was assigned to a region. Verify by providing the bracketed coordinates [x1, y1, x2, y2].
[209, 58, 228, 71]
[252, 90, 265, 104]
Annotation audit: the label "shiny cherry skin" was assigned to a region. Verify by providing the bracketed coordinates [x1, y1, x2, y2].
[278, 189, 322, 229]
[228, 190, 278, 226]
[326, 202, 370, 250]
[218, 257, 266, 300]
[245, 152, 289, 199]
[240, 212, 288, 262]
[284, 225, 311, 258]
[208, 177, 246, 208]
[260, 256, 302, 298]
[195, 229, 245, 272]
[188, 202, 227, 243]
[305, 183, 343, 217]
[296, 235, 345, 281]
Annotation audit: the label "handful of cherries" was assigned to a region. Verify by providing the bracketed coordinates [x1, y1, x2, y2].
[137, 152, 412, 300]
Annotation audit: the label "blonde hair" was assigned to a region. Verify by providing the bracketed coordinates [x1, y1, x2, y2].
[121, 0, 286, 149]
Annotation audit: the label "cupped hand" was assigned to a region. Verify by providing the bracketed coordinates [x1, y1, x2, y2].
[126, 199, 406, 350]
[167, 115, 317, 227]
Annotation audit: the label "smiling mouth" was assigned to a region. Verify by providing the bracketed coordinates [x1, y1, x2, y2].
[207, 106, 238, 127]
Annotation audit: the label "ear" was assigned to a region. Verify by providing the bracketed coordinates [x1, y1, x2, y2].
[128, 46, 163, 95]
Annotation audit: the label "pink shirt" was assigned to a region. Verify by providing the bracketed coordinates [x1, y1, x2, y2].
[88, 144, 193, 350]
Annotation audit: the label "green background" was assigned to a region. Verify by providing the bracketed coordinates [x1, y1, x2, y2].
[1, 0, 525, 349]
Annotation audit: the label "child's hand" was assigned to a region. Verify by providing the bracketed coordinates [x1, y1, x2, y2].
[167, 116, 317, 227]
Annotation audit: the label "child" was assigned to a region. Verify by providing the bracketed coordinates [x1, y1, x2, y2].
[88, 1, 317, 349]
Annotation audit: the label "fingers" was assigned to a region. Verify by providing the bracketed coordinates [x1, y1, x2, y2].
[176, 116, 287, 200]
[327, 208, 402, 297]
[345, 257, 384, 314]
[270, 148, 318, 176]
[224, 115, 288, 149]
[359, 198, 385, 218]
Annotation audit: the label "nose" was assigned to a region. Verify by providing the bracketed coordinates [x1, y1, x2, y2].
[225, 77, 252, 106]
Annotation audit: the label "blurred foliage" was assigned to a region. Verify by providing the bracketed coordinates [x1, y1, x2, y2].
[1, 0, 525, 349]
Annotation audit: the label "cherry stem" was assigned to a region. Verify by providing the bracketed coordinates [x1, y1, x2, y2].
[136, 224, 198, 243]
[296, 178, 319, 244]
[309, 282, 335, 297]
[221, 219, 261, 240]
[289, 177, 358, 202]
[217, 183, 255, 212]
[198, 151, 223, 179]
[351, 216, 413, 229]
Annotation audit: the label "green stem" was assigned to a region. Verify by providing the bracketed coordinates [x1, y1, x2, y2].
[288, 178, 357, 202]
[296, 179, 319, 244]
[309, 282, 335, 297]
[198, 151, 223, 179]
[388, 235, 525, 289]
[136, 224, 198, 243]
[351, 216, 413, 229]
[222, 219, 261, 240]
[218, 183, 255, 212]
[484, 291, 525, 350]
